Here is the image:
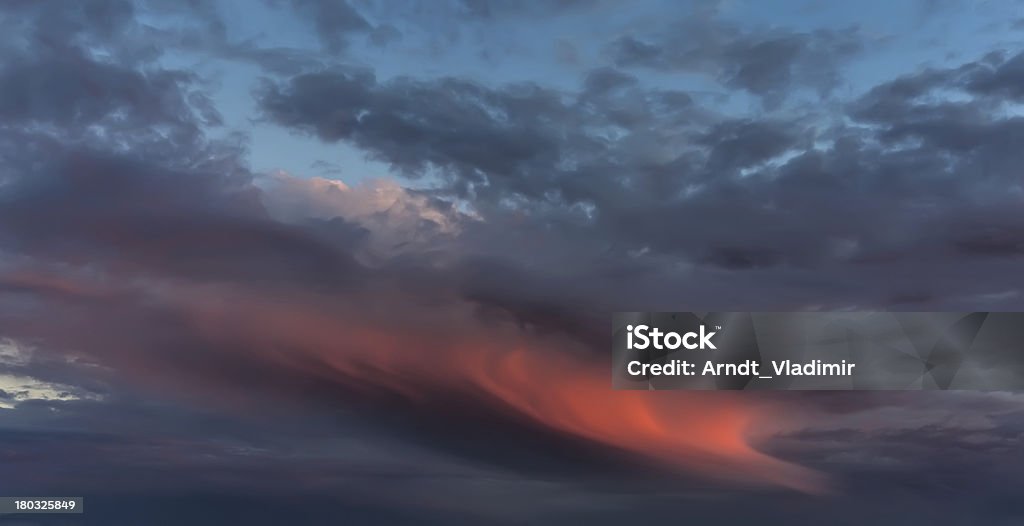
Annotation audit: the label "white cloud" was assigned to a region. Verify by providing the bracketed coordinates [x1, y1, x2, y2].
[0, 338, 31, 366]
[258, 171, 471, 263]
[0, 339, 102, 409]
[0, 374, 100, 409]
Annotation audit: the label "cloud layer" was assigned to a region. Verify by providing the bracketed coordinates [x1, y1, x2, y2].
[1, 0, 1023, 524]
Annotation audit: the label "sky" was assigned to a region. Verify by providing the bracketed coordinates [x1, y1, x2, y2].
[1, 0, 1024, 524]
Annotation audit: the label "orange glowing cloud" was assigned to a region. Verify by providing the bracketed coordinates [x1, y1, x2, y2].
[175, 285, 827, 493]
[0, 271, 825, 493]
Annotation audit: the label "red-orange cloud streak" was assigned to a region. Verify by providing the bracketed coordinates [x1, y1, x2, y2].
[0, 272, 825, 493]
[181, 286, 827, 493]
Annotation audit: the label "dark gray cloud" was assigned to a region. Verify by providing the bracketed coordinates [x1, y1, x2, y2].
[610, 18, 864, 107]
[257, 49, 1024, 314]
[455, 0, 601, 19]
[0, 51, 215, 135]
[0, 0, 137, 48]
[258, 68, 575, 199]
[765, 392, 1024, 525]
[280, 0, 372, 52]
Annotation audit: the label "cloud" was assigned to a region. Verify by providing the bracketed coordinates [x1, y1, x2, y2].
[258, 171, 464, 261]
[2, 1, 1024, 523]
[455, 0, 602, 19]
[257, 67, 571, 200]
[257, 49, 1024, 314]
[0, 375, 100, 409]
[609, 15, 864, 107]
[277, 0, 372, 52]
[0, 17, 821, 514]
